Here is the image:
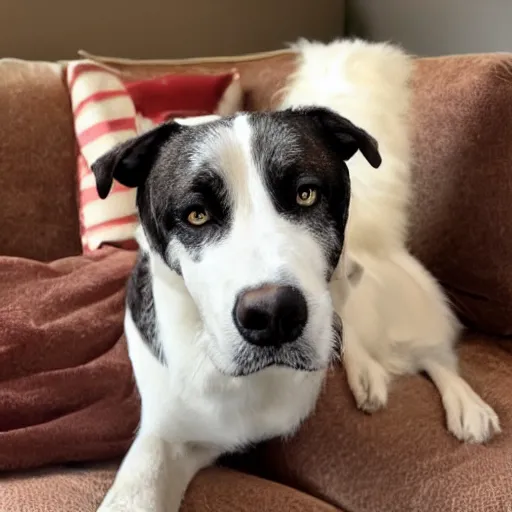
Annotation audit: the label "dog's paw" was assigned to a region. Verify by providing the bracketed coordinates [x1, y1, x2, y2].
[346, 356, 390, 414]
[443, 382, 501, 443]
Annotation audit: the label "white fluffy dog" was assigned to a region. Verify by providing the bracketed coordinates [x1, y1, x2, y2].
[281, 39, 500, 443]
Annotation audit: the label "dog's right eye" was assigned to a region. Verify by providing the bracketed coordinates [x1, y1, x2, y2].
[296, 184, 319, 207]
[187, 208, 210, 226]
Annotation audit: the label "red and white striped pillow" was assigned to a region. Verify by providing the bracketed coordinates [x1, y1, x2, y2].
[66, 60, 242, 252]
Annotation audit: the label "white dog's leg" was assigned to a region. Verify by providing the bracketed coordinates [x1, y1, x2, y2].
[422, 355, 501, 443]
[97, 434, 218, 512]
[343, 323, 391, 413]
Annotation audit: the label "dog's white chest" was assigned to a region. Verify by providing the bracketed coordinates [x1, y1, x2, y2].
[178, 368, 324, 448]
[125, 310, 324, 450]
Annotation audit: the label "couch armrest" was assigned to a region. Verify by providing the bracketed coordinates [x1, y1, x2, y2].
[0, 59, 81, 260]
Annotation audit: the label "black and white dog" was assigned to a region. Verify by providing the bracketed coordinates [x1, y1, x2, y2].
[92, 108, 381, 511]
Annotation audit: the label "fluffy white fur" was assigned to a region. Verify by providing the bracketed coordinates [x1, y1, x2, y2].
[281, 38, 500, 443]
[281, 38, 411, 257]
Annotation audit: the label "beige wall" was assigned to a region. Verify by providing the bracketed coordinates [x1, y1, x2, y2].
[1, 0, 345, 61]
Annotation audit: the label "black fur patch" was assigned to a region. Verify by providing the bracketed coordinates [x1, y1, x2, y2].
[126, 252, 165, 364]
[331, 311, 343, 357]
[136, 124, 233, 266]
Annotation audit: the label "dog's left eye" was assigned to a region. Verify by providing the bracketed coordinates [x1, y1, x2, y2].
[187, 208, 210, 226]
[296, 185, 318, 207]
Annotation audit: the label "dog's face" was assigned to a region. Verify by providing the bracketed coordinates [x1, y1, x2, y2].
[92, 108, 380, 376]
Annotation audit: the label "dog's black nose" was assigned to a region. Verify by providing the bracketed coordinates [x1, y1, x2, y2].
[234, 285, 308, 347]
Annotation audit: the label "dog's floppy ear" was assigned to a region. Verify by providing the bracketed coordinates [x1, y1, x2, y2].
[91, 121, 183, 199]
[301, 107, 382, 169]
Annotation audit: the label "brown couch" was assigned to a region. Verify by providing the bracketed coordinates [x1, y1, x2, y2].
[0, 49, 511, 512]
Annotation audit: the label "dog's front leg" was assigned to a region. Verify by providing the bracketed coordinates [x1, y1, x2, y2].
[343, 322, 391, 414]
[97, 433, 218, 512]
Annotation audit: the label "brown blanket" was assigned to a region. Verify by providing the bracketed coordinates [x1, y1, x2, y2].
[0, 247, 139, 471]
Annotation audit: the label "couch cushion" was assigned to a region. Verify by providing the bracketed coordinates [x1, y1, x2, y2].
[236, 333, 512, 512]
[0, 59, 82, 261]
[184, 467, 343, 512]
[0, 463, 343, 512]
[1, 462, 118, 512]
[0, 247, 138, 470]
[410, 54, 512, 335]
[80, 49, 297, 112]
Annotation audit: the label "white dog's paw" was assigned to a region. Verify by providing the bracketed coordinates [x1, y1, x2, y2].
[443, 381, 501, 443]
[346, 356, 390, 413]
